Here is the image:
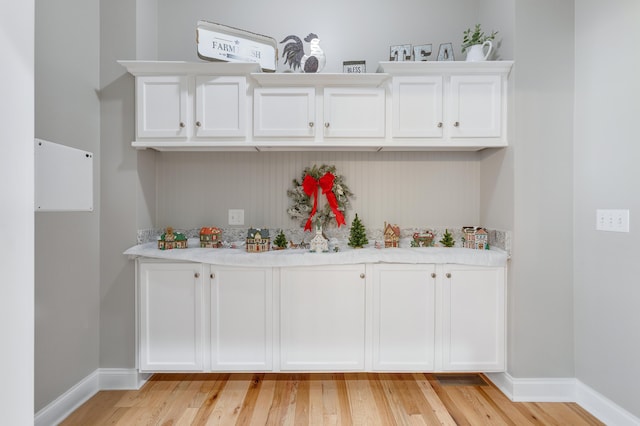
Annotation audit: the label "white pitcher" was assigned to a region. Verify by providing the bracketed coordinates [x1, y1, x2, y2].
[465, 40, 493, 62]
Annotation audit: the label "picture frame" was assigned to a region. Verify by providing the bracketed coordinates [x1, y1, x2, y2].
[389, 44, 412, 61]
[413, 44, 433, 61]
[343, 60, 366, 73]
[437, 43, 454, 61]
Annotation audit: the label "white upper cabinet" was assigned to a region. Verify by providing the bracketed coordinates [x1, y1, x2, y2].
[120, 60, 512, 151]
[381, 61, 512, 149]
[253, 87, 316, 137]
[136, 75, 188, 139]
[391, 76, 444, 138]
[323, 87, 385, 138]
[449, 74, 501, 138]
[195, 76, 247, 138]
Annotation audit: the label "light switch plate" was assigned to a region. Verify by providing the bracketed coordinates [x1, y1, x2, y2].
[596, 209, 629, 232]
[228, 209, 244, 225]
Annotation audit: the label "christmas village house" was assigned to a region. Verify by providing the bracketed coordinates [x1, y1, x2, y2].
[384, 222, 400, 248]
[158, 227, 188, 250]
[462, 227, 489, 250]
[246, 228, 270, 252]
[200, 226, 222, 248]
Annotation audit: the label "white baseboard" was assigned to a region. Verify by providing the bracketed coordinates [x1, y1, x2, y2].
[485, 372, 640, 426]
[34, 368, 147, 426]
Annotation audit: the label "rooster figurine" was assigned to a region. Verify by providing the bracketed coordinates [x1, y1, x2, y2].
[280, 33, 326, 73]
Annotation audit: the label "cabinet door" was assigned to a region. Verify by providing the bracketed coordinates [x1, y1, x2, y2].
[209, 266, 273, 371]
[138, 262, 204, 371]
[136, 75, 188, 139]
[449, 75, 502, 138]
[195, 76, 246, 137]
[372, 264, 436, 371]
[441, 265, 506, 371]
[280, 265, 366, 371]
[392, 76, 443, 138]
[323, 88, 385, 137]
[253, 87, 315, 137]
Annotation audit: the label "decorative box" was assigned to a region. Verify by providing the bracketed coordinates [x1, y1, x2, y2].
[411, 230, 435, 247]
[158, 227, 188, 250]
[462, 226, 489, 250]
[246, 228, 270, 252]
[196, 20, 278, 72]
[200, 226, 222, 248]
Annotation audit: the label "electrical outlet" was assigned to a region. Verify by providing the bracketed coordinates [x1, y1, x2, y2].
[596, 209, 629, 232]
[228, 209, 244, 225]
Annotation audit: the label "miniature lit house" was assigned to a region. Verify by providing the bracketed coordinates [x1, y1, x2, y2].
[383, 222, 400, 248]
[200, 226, 222, 248]
[462, 226, 489, 250]
[310, 226, 329, 253]
[158, 227, 188, 250]
[412, 230, 434, 247]
[246, 228, 270, 252]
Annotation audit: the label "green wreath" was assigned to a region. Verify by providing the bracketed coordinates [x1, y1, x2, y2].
[287, 164, 353, 230]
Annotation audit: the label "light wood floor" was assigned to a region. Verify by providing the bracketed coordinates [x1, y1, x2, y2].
[60, 372, 604, 425]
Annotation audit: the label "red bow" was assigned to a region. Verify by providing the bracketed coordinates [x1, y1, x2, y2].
[302, 172, 346, 231]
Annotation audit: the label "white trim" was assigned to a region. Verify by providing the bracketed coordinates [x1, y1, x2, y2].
[34, 369, 147, 426]
[485, 373, 640, 426]
[576, 380, 640, 426]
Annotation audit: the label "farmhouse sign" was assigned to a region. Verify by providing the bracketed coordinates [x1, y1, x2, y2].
[197, 20, 278, 72]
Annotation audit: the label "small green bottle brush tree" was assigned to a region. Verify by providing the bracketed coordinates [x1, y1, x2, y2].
[439, 229, 455, 247]
[348, 213, 369, 248]
[273, 229, 288, 250]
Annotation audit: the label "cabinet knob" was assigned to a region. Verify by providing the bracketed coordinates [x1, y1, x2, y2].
[325, 122, 330, 128]
[194, 272, 200, 278]
[360, 273, 365, 279]
[196, 121, 201, 127]
[446, 272, 451, 279]
[210, 273, 215, 279]
[431, 272, 436, 278]
[179, 122, 185, 128]
[309, 122, 314, 128]
[437, 122, 443, 128]
[453, 121, 460, 127]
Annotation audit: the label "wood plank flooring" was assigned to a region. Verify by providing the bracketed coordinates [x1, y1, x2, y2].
[60, 373, 604, 425]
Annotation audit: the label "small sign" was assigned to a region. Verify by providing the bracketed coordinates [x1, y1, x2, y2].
[343, 60, 366, 73]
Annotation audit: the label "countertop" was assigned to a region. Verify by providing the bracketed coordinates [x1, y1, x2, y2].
[124, 238, 508, 268]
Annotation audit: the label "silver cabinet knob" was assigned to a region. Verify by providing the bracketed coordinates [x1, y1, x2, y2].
[446, 272, 451, 278]
[453, 122, 460, 127]
[210, 273, 215, 279]
[360, 273, 365, 279]
[194, 272, 200, 278]
[431, 273, 436, 278]
[196, 121, 202, 127]
[179, 122, 185, 128]
[325, 122, 330, 128]
[437, 122, 443, 128]
[309, 122, 314, 128]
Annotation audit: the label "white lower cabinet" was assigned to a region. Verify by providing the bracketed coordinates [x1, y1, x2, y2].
[137, 260, 506, 373]
[138, 261, 205, 371]
[372, 264, 436, 371]
[209, 266, 273, 371]
[279, 265, 367, 371]
[440, 264, 506, 371]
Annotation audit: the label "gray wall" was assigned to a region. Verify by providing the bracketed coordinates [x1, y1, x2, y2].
[1, 0, 35, 423]
[574, 0, 640, 417]
[34, 0, 101, 412]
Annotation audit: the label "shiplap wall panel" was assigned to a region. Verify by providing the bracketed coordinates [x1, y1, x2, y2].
[156, 152, 480, 230]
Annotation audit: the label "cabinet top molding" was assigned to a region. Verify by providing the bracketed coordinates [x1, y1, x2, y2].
[377, 60, 514, 76]
[119, 60, 514, 80]
[118, 60, 262, 76]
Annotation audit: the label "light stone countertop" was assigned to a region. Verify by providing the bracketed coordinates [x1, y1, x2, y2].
[124, 238, 509, 268]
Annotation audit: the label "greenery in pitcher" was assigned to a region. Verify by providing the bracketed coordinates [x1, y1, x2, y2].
[461, 24, 498, 53]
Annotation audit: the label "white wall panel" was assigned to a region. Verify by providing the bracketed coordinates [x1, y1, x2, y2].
[156, 151, 480, 229]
